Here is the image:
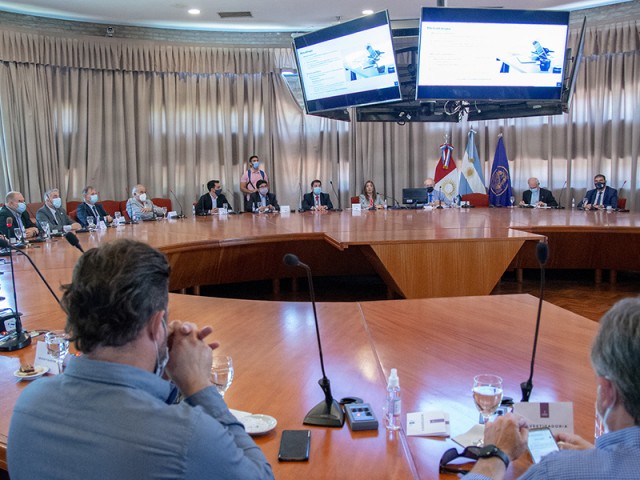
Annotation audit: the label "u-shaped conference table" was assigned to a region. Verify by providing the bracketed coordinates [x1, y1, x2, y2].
[2, 207, 638, 478]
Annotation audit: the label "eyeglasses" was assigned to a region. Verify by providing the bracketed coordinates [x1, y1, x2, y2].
[439, 445, 481, 475]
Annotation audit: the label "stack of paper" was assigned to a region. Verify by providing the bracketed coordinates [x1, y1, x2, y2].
[406, 411, 450, 437]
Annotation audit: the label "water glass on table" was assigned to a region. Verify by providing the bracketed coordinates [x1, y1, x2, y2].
[473, 374, 503, 426]
[211, 355, 234, 398]
[45, 330, 70, 374]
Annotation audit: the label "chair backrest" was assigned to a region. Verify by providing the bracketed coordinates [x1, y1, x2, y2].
[119, 200, 130, 221]
[461, 193, 489, 208]
[350, 196, 360, 205]
[152, 198, 172, 211]
[618, 197, 627, 210]
[26, 202, 43, 222]
[101, 200, 121, 217]
[66, 200, 81, 215]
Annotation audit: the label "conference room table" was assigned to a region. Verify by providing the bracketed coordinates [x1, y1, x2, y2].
[0, 209, 610, 478]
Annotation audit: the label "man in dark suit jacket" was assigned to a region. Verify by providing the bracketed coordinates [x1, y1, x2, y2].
[583, 174, 618, 210]
[245, 180, 279, 213]
[0, 191, 40, 240]
[520, 177, 558, 207]
[36, 188, 81, 233]
[76, 186, 112, 227]
[301, 179, 333, 211]
[195, 180, 233, 215]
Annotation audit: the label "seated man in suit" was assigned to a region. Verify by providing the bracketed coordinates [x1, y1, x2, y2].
[7, 239, 274, 480]
[245, 180, 279, 213]
[36, 188, 81, 233]
[76, 186, 113, 228]
[195, 180, 232, 215]
[519, 177, 558, 207]
[0, 191, 40, 240]
[126, 184, 166, 221]
[583, 174, 618, 210]
[301, 179, 333, 211]
[423, 177, 451, 206]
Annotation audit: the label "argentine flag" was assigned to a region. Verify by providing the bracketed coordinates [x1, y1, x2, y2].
[458, 130, 486, 195]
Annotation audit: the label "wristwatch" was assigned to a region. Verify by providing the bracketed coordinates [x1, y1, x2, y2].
[477, 444, 510, 468]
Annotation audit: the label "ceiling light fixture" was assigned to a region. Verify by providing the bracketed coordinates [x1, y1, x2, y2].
[362, 9, 374, 15]
[188, 8, 201, 15]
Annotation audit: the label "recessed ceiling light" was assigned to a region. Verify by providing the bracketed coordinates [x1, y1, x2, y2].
[188, 8, 201, 15]
[362, 9, 374, 15]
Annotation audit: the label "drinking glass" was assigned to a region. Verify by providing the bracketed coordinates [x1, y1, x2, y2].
[473, 374, 503, 425]
[162, 207, 168, 219]
[510, 196, 515, 207]
[114, 211, 122, 225]
[86, 216, 96, 231]
[14, 228, 23, 244]
[45, 330, 70, 374]
[211, 355, 234, 397]
[41, 221, 51, 239]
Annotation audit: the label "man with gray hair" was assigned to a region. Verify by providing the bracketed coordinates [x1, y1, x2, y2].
[7, 239, 274, 479]
[126, 184, 165, 221]
[465, 297, 640, 479]
[36, 188, 81, 233]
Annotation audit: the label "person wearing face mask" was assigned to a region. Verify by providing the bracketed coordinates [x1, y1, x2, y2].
[240, 155, 269, 211]
[301, 179, 334, 211]
[36, 188, 82, 233]
[423, 177, 451, 206]
[519, 177, 558, 208]
[583, 174, 618, 210]
[126, 184, 166, 221]
[0, 191, 40, 239]
[464, 296, 640, 480]
[76, 185, 113, 227]
[245, 179, 280, 213]
[195, 180, 233, 215]
[7, 239, 274, 480]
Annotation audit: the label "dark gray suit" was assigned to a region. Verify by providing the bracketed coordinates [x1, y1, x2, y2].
[36, 205, 75, 231]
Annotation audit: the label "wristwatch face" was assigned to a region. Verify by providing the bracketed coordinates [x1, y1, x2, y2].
[478, 445, 510, 467]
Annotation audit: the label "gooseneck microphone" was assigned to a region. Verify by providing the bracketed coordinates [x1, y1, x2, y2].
[168, 189, 186, 219]
[329, 181, 343, 212]
[556, 180, 567, 209]
[436, 186, 444, 209]
[283, 253, 345, 427]
[64, 231, 85, 253]
[521, 241, 549, 402]
[382, 193, 403, 209]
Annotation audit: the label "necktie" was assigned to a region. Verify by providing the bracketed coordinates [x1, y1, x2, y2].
[428, 193, 433, 203]
[596, 192, 603, 205]
[54, 210, 60, 225]
[315, 195, 320, 207]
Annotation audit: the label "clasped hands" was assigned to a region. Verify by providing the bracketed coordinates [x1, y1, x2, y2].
[165, 320, 220, 398]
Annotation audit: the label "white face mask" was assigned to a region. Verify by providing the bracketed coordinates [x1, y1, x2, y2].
[154, 316, 169, 377]
[138, 193, 147, 202]
[259, 187, 268, 195]
[595, 384, 614, 435]
[52, 197, 62, 209]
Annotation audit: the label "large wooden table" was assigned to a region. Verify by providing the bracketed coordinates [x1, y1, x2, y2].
[0, 208, 627, 477]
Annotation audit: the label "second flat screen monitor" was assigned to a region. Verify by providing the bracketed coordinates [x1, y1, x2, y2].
[293, 10, 402, 114]
[416, 8, 570, 101]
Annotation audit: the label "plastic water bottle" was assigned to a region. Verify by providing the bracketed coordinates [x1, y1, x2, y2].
[571, 198, 576, 209]
[384, 368, 401, 430]
[192, 203, 196, 216]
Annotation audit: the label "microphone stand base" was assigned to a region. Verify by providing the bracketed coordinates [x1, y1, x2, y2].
[0, 330, 32, 352]
[303, 399, 345, 427]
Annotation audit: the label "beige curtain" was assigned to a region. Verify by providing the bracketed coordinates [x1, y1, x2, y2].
[0, 20, 638, 211]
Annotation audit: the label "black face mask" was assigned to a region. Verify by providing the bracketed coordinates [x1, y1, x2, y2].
[214, 189, 222, 196]
[426, 186, 435, 193]
[595, 182, 605, 190]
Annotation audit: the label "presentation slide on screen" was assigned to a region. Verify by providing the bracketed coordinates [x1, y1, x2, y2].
[297, 25, 399, 101]
[417, 21, 568, 88]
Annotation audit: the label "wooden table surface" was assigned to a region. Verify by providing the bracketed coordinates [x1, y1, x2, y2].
[0, 208, 617, 477]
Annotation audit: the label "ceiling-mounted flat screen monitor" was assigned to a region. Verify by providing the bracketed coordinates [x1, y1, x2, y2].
[293, 10, 402, 114]
[416, 8, 570, 101]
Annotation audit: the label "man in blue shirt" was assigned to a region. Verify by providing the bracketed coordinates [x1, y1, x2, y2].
[423, 177, 451, 206]
[465, 297, 640, 479]
[8, 239, 273, 480]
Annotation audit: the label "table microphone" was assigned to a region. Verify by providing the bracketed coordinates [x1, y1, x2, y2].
[64, 231, 85, 253]
[436, 186, 444, 209]
[329, 181, 343, 212]
[0, 237, 62, 351]
[521, 240, 549, 402]
[555, 180, 567, 209]
[283, 253, 345, 427]
[382, 193, 402, 209]
[168, 189, 186, 218]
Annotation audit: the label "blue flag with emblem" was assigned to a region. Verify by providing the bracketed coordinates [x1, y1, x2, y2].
[489, 135, 513, 207]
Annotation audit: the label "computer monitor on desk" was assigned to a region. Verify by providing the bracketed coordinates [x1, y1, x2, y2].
[402, 187, 427, 208]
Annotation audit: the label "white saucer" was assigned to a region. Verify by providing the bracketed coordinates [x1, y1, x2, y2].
[240, 414, 277, 436]
[14, 365, 49, 380]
